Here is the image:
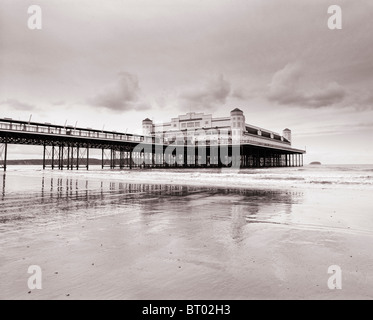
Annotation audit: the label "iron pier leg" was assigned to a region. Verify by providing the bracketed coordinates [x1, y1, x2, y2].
[43, 143, 46, 170]
[67, 146, 70, 170]
[3, 142, 8, 172]
[110, 149, 114, 169]
[70, 147, 74, 170]
[51, 145, 55, 170]
[102, 148, 104, 169]
[151, 150, 154, 168]
[87, 147, 89, 170]
[58, 146, 60, 170]
[76, 146, 79, 170]
[60, 146, 64, 170]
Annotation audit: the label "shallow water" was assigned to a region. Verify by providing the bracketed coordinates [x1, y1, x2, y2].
[0, 167, 373, 299]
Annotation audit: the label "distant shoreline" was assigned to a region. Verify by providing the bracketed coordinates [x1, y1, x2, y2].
[4, 159, 102, 166]
[3, 161, 371, 166]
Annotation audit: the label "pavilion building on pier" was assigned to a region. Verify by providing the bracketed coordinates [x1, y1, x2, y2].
[142, 108, 293, 149]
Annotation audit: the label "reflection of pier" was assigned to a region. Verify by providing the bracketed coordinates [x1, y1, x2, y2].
[0, 118, 305, 171]
[1, 174, 5, 201]
[0, 176, 304, 237]
[223, 190, 304, 242]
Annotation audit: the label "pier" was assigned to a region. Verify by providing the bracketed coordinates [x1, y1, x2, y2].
[0, 118, 305, 171]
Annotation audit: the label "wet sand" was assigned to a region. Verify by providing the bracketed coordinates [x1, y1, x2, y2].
[0, 168, 373, 300]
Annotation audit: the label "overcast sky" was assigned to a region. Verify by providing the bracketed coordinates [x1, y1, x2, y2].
[1, 0, 373, 163]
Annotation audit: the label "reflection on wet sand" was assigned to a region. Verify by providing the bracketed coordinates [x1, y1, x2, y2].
[2, 170, 373, 300]
[0, 174, 303, 240]
[1, 174, 5, 200]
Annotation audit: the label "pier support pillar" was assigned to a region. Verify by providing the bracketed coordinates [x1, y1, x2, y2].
[86, 147, 89, 170]
[67, 146, 70, 170]
[119, 149, 125, 169]
[43, 143, 46, 170]
[101, 148, 116, 169]
[43, 144, 63, 170]
[209, 145, 218, 167]
[183, 148, 188, 167]
[58, 145, 65, 170]
[43, 145, 56, 170]
[76, 146, 80, 170]
[58, 146, 62, 170]
[110, 149, 121, 169]
[110, 149, 115, 169]
[102, 148, 104, 169]
[0, 142, 8, 171]
[70, 146, 74, 170]
[51, 145, 55, 170]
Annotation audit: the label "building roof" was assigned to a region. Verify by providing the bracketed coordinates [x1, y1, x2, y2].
[283, 128, 291, 131]
[143, 118, 152, 122]
[230, 108, 243, 113]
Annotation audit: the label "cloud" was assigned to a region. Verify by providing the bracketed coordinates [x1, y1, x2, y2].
[231, 87, 253, 100]
[178, 74, 231, 109]
[268, 63, 346, 108]
[0, 99, 37, 111]
[350, 91, 373, 110]
[52, 100, 66, 106]
[88, 72, 150, 112]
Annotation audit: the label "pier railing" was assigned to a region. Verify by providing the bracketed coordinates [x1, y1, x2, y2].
[0, 119, 145, 143]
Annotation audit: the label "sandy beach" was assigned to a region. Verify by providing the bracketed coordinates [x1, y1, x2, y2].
[1, 166, 373, 300]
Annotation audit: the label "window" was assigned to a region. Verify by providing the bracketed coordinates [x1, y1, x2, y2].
[181, 123, 186, 128]
[233, 117, 236, 120]
[233, 122, 236, 128]
[195, 122, 200, 127]
[205, 121, 209, 125]
[173, 124, 177, 127]
[187, 122, 194, 128]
